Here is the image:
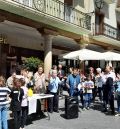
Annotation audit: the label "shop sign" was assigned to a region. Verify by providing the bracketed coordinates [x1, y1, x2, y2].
[0, 34, 7, 44]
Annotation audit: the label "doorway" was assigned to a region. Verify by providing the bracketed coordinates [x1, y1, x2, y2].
[64, 0, 73, 6]
[64, 0, 73, 22]
[117, 21, 120, 40]
[95, 12, 104, 35]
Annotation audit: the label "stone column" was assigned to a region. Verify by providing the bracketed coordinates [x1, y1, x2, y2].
[38, 28, 58, 77]
[0, 44, 7, 76]
[43, 34, 53, 77]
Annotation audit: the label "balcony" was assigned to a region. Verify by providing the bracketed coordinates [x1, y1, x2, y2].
[0, 0, 91, 32]
[93, 23, 120, 46]
[103, 0, 115, 4]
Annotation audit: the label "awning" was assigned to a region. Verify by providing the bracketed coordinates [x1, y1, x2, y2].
[62, 49, 104, 60]
[102, 51, 120, 61]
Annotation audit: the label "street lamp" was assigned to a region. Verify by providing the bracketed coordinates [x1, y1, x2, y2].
[95, 0, 104, 11]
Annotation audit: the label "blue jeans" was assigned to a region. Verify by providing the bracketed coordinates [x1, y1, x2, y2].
[83, 93, 92, 108]
[0, 105, 8, 129]
[98, 87, 103, 101]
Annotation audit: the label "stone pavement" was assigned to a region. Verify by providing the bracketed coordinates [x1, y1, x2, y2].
[8, 96, 120, 129]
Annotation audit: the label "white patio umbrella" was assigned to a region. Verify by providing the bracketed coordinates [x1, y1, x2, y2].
[102, 51, 120, 61]
[63, 49, 104, 60]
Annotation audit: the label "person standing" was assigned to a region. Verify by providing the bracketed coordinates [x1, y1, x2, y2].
[58, 64, 65, 80]
[88, 67, 96, 102]
[66, 68, 81, 97]
[34, 65, 46, 117]
[10, 77, 24, 129]
[20, 78, 28, 129]
[83, 75, 94, 110]
[20, 68, 29, 87]
[0, 76, 11, 129]
[34, 65, 46, 94]
[102, 66, 116, 115]
[57, 64, 65, 96]
[95, 68, 103, 102]
[48, 70, 61, 113]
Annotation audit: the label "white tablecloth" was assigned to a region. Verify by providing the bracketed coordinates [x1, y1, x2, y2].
[28, 94, 54, 115]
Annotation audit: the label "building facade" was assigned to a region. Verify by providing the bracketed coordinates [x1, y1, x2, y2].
[0, 0, 120, 76]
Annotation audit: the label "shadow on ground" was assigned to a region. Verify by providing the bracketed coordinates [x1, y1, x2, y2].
[8, 113, 50, 129]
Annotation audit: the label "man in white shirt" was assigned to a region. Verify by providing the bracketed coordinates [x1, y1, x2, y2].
[102, 66, 116, 84]
[102, 66, 116, 115]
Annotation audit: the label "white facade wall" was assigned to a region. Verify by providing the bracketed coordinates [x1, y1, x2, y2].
[59, 0, 64, 2]
[73, 0, 95, 32]
[73, 0, 95, 13]
[73, 0, 86, 12]
[103, 3, 117, 28]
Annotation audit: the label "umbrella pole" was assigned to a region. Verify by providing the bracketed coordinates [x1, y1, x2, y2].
[108, 61, 112, 67]
[79, 60, 85, 73]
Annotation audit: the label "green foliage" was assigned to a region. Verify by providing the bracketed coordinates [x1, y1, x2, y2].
[24, 57, 43, 71]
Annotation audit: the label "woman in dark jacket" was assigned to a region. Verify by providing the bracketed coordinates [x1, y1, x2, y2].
[103, 77, 115, 115]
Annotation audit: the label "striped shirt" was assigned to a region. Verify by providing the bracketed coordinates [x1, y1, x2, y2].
[0, 87, 11, 106]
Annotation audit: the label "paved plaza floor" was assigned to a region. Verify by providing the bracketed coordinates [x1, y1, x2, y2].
[8, 97, 120, 129]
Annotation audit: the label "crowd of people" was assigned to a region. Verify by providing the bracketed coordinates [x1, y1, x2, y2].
[0, 64, 120, 129]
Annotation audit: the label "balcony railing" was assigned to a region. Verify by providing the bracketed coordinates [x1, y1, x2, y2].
[95, 23, 120, 41]
[5, 0, 91, 30]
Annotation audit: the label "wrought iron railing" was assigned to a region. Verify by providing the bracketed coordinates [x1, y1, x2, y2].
[8, 0, 91, 30]
[95, 23, 120, 41]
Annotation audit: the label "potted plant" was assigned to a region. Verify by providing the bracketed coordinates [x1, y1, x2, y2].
[24, 57, 43, 72]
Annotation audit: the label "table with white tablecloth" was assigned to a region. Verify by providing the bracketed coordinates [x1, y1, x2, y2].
[28, 94, 54, 116]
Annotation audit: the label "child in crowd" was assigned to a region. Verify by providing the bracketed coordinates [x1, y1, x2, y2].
[83, 75, 94, 110]
[95, 68, 103, 102]
[0, 76, 11, 129]
[20, 78, 28, 129]
[10, 77, 24, 129]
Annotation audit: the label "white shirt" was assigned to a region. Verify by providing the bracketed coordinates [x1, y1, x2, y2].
[83, 81, 94, 93]
[21, 86, 28, 107]
[102, 72, 116, 84]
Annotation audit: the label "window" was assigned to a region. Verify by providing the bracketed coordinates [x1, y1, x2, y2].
[64, 0, 73, 6]
[95, 13, 104, 34]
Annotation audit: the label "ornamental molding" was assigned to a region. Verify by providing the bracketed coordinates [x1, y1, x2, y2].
[33, 0, 45, 12]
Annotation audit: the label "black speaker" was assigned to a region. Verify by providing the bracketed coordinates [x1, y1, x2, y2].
[65, 96, 79, 119]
